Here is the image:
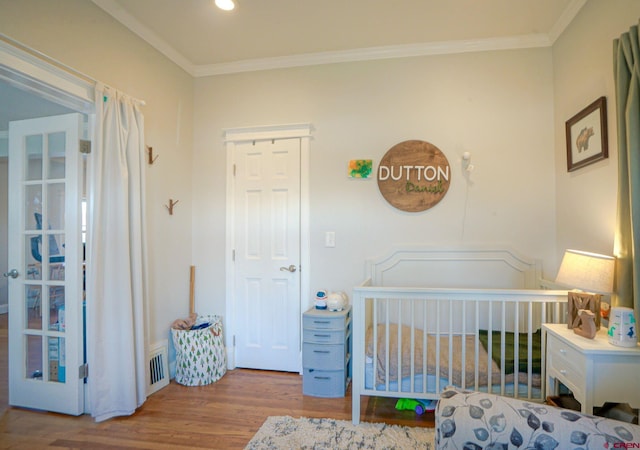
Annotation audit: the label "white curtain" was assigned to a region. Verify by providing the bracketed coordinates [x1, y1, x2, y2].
[86, 83, 148, 422]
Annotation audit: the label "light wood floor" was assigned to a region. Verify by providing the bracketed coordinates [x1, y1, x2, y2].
[0, 314, 434, 449]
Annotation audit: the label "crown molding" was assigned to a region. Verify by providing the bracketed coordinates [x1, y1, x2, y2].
[548, 0, 588, 44]
[93, 0, 587, 78]
[194, 34, 552, 77]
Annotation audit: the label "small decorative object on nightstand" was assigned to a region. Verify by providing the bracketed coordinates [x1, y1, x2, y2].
[572, 309, 597, 339]
[555, 249, 615, 331]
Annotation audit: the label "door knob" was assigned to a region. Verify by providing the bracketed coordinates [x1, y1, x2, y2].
[279, 265, 297, 273]
[3, 269, 19, 279]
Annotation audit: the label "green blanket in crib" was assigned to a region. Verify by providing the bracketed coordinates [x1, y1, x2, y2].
[478, 329, 542, 374]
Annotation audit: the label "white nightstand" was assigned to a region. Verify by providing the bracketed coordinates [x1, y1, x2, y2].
[543, 323, 640, 414]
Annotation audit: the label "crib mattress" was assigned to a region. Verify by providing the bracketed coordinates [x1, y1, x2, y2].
[364, 358, 542, 398]
[365, 323, 542, 398]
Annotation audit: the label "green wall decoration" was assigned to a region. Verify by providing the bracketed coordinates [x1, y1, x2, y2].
[348, 159, 373, 178]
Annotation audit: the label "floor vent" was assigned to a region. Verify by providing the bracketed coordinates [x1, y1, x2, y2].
[148, 340, 169, 395]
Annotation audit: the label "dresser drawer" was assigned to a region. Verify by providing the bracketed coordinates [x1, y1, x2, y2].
[303, 307, 351, 330]
[303, 328, 346, 344]
[303, 343, 346, 370]
[302, 368, 347, 397]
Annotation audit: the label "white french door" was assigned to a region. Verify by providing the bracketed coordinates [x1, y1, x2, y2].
[6, 113, 85, 415]
[233, 138, 301, 372]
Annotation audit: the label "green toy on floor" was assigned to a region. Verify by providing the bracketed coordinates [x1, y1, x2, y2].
[395, 398, 438, 415]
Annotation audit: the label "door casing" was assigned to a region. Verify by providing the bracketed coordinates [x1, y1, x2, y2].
[224, 123, 311, 372]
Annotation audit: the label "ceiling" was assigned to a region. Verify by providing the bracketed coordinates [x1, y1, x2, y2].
[93, 0, 587, 76]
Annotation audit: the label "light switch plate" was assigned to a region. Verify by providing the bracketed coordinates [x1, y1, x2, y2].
[325, 231, 335, 248]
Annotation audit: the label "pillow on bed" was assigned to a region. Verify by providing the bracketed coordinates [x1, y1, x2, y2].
[478, 329, 542, 374]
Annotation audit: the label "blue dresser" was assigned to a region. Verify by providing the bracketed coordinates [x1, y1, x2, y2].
[302, 306, 352, 397]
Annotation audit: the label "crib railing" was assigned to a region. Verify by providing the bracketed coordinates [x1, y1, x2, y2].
[351, 282, 568, 424]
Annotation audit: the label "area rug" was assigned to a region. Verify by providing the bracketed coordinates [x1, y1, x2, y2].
[245, 415, 435, 449]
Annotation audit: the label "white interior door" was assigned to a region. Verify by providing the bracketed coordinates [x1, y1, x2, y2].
[233, 138, 301, 372]
[6, 113, 84, 415]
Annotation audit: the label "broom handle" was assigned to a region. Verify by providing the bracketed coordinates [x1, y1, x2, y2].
[189, 265, 196, 315]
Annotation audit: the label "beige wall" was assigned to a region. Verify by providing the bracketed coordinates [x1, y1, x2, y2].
[2, 0, 637, 343]
[193, 47, 557, 315]
[552, 0, 640, 268]
[0, 0, 195, 343]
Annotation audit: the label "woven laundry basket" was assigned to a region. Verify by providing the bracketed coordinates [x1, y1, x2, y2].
[171, 315, 227, 386]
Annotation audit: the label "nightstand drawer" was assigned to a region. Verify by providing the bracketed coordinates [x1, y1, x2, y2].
[547, 334, 585, 370]
[303, 343, 346, 370]
[547, 333, 586, 395]
[303, 309, 351, 331]
[303, 328, 345, 344]
[548, 353, 583, 387]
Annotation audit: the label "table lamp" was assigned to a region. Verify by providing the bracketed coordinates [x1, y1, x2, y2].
[555, 249, 615, 331]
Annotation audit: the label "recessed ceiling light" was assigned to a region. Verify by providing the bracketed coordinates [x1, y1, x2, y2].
[215, 0, 235, 11]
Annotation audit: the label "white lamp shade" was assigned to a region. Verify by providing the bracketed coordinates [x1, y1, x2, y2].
[555, 249, 615, 294]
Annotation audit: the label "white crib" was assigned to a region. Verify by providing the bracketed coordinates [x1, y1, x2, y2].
[351, 247, 568, 424]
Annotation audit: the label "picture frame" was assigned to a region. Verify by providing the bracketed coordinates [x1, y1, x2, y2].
[565, 96, 608, 172]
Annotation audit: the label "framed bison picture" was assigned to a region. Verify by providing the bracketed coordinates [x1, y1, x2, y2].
[565, 96, 608, 172]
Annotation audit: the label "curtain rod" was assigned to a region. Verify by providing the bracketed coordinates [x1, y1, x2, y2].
[0, 33, 146, 106]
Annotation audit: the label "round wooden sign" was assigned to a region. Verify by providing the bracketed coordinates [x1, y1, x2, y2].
[377, 140, 451, 212]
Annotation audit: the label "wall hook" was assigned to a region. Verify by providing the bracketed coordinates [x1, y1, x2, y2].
[165, 199, 179, 215]
[146, 146, 159, 165]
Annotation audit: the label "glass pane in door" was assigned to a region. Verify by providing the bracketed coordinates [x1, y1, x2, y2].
[47, 131, 66, 179]
[47, 336, 65, 383]
[47, 183, 65, 230]
[49, 286, 65, 329]
[24, 234, 42, 281]
[24, 285, 42, 330]
[25, 185, 42, 231]
[25, 134, 43, 181]
[26, 335, 43, 380]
